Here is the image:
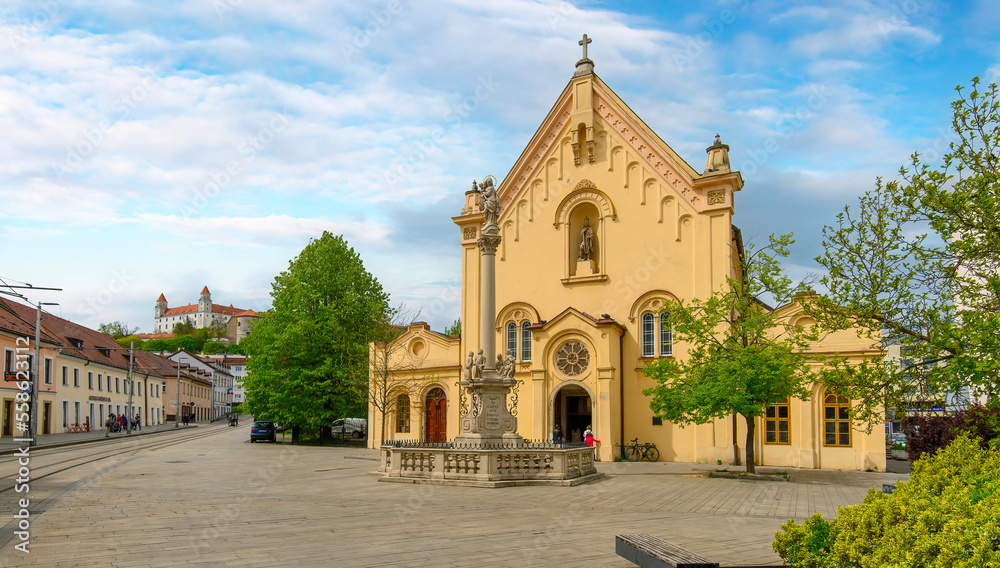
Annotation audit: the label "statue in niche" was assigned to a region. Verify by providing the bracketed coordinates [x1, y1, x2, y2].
[464, 351, 474, 381]
[578, 216, 595, 261]
[473, 349, 486, 379]
[478, 177, 499, 226]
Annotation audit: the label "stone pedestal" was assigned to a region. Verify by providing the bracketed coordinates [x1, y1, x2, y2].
[455, 373, 522, 446]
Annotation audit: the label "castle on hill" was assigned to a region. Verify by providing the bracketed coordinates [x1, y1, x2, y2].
[153, 287, 257, 342]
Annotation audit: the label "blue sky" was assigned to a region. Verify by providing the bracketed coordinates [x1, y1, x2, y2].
[1, 0, 997, 332]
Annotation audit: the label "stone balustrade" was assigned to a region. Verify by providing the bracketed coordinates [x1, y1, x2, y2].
[378, 441, 600, 486]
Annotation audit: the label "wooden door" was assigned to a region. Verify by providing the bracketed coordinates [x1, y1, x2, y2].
[425, 388, 447, 443]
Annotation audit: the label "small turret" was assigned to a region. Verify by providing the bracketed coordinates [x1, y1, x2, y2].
[704, 133, 731, 175]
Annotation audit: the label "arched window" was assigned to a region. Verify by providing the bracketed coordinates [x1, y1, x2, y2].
[659, 312, 672, 357]
[823, 388, 851, 447]
[506, 322, 517, 361]
[641, 312, 655, 357]
[521, 322, 532, 362]
[395, 394, 410, 433]
[765, 397, 790, 444]
[641, 311, 673, 358]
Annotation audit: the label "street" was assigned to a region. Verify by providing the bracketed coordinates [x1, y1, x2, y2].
[0, 423, 908, 567]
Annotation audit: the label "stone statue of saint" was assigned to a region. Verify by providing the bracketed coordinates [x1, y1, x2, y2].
[464, 351, 474, 381]
[578, 217, 594, 261]
[479, 178, 499, 226]
[473, 349, 486, 379]
[501, 349, 516, 380]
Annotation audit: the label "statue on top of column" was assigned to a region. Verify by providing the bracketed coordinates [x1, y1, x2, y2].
[478, 177, 499, 226]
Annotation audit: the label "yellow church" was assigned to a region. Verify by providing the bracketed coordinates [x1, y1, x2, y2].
[369, 40, 885, 472]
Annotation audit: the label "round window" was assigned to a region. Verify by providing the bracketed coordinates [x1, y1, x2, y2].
[555, 341, 590, 376]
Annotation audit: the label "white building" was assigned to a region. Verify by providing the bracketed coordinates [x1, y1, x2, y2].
[167, 350, 235, 421]
[153, 287, 246, 335]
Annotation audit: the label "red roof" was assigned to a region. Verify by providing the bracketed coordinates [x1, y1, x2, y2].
[233, 309, 258, 317]
[157, 293, 167, 302]
[0, 298, 129, 371]
[201, 286, 210, 294]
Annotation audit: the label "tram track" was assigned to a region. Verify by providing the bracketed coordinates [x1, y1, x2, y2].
[0, 423, 233, 495]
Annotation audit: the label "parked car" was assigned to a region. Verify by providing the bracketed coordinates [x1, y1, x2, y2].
[888, 432, 907, 448]
[250, 420, 276, 443]
[332, 418, 367, 438]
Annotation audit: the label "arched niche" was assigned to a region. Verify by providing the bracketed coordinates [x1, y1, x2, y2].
[553, 181, 616, 283]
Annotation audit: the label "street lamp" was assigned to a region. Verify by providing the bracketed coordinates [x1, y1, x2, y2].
[29, 302, 59, 447]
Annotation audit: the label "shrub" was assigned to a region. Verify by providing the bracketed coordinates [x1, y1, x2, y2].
[902, 404, 1000, 461]
[774, 434, 1000, 567]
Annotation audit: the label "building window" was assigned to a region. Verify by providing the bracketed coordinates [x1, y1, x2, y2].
[44, 357, 53, 385]
[642, 312, 673, 358]
[97, 374, 103, 391]
[116, 377, 121, 393]
[395, 395, 410, 433]
[765, 398, 790, 444]
[62, 365, 69, 386]
[73, 368, 80, 387]
[521, 322, 532, 362]
[641, 312, 655, 357]
[506, 322, 517, 361]
[659, 313, 672, 357]
[824, 389, 852, 447]
[88, 371, 94, 390]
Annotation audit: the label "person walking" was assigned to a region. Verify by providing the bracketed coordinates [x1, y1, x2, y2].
[134, 413, 142, 431]
[105, 413, 115, 437]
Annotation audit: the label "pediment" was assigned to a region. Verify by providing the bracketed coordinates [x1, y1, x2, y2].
[492, 71, 741, 226]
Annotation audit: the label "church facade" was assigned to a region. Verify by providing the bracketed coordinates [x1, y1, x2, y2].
[369, 50, 885, 471]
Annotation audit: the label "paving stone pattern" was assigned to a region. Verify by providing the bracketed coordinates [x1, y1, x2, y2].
[6, 425, 908, 567]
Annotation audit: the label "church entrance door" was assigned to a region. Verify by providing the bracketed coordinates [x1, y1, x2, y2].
[554, 385, 591, 443]
[425, 388, 447, 443]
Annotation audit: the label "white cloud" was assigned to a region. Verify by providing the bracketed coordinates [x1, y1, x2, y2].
[135, 213, 390, 247]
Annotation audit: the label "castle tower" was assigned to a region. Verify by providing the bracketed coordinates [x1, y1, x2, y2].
[198, 286, 211, 314]
[155, 293, 167, 319]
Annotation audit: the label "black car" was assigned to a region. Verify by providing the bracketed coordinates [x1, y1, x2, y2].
[250, 420, 276, 443]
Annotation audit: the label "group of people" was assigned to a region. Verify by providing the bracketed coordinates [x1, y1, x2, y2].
[104, 413, 142, 437]
[551, 424, 600, 447]
[227, 414, 239, 426]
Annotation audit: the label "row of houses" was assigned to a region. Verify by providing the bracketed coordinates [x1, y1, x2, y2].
[0, 296, 241, 437]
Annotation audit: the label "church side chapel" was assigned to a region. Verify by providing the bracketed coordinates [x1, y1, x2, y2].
[369, 37, 885, 472]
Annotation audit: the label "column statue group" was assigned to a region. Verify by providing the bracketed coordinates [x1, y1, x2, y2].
[465, 349, 515, 380]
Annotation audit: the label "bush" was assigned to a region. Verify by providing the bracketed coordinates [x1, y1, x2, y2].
[902, 404, 1000, 461]
[774, 434, 1000, 568]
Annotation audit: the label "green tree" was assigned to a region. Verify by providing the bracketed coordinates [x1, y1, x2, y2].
[202, 340, 227, 355]
[812, 77, 1000, 423]
[143, 337, 178, 352]
[444, 318, 461, 337]
[116, 336, 145, 350]
[242, 232, 389, 442]
[176, 335, 200, 351]
[172, 319, 196, 335]
[98, 321, 140, 338]
[642, 234, 820, 473]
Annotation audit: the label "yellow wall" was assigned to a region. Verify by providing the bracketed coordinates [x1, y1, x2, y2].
[369, 69, 886, 471]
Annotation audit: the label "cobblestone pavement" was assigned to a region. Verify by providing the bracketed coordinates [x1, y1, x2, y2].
[2, 425, 909, 567]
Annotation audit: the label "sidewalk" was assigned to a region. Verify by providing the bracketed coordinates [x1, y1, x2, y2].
[0, 421, 208, 455]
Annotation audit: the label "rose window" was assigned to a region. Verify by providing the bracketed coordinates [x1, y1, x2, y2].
[555, 341, 590, 376]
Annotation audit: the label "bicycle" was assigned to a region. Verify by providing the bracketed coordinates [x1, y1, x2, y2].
[622, 438, 659, 462]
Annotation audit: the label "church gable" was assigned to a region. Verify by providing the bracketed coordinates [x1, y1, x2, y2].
[494, 71, 741, 234]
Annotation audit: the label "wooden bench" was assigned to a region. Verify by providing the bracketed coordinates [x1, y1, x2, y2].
[616, 534, 719, 568]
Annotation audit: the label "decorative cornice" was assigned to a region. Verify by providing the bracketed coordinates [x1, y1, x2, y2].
[574, 179, 597, 191]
